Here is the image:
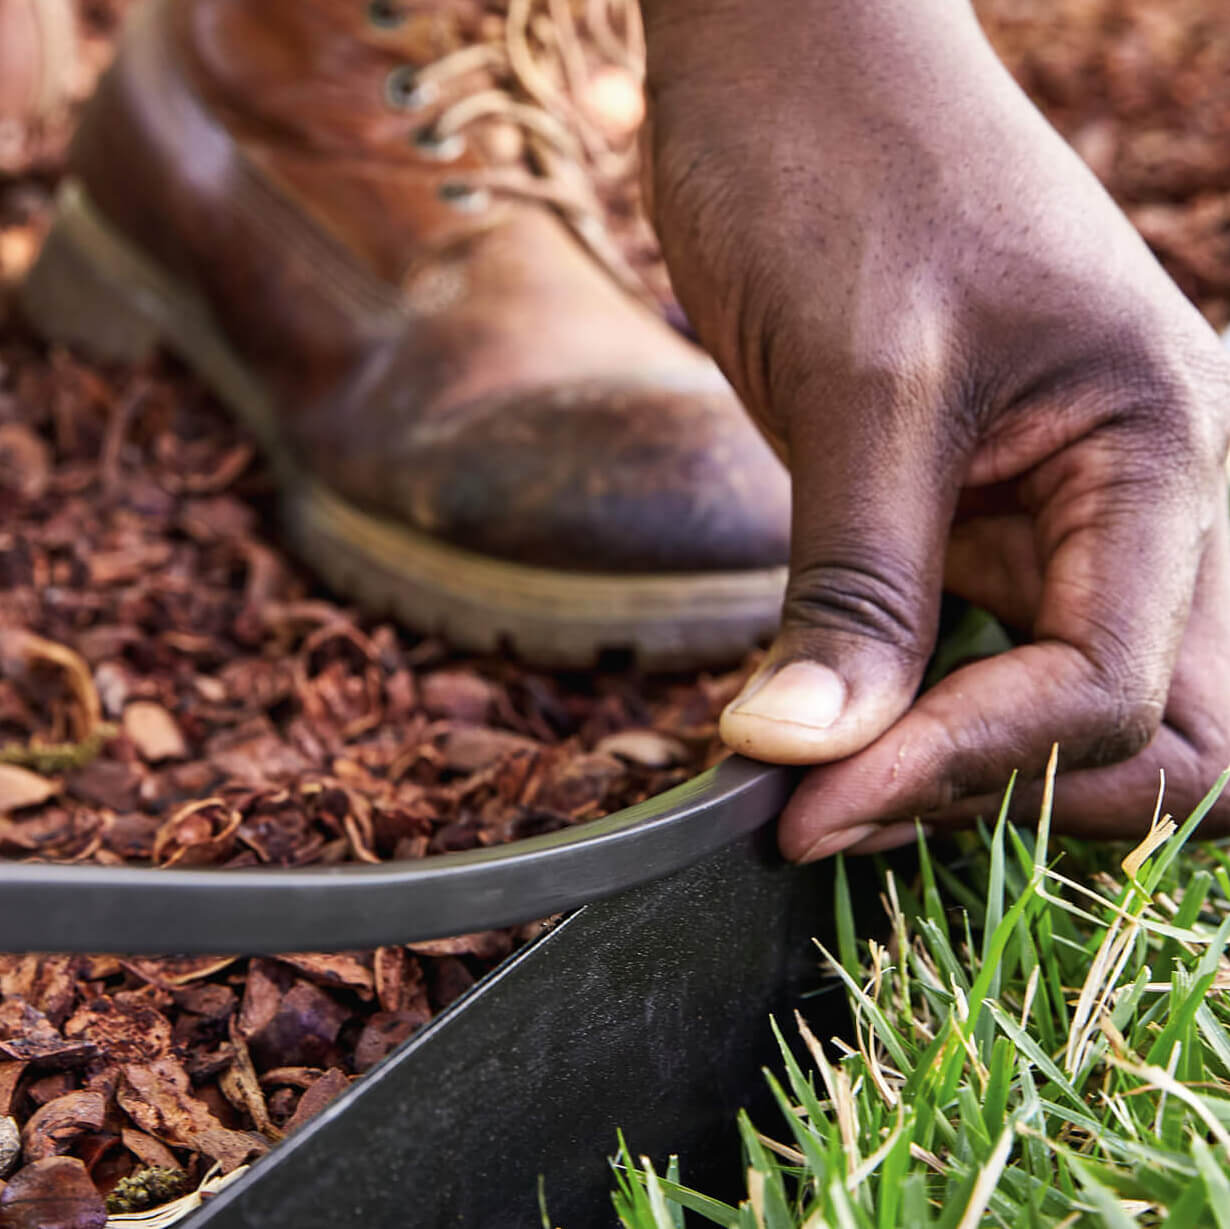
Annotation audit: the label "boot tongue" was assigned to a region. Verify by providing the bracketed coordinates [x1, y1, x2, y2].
[369, 0, 660, 299]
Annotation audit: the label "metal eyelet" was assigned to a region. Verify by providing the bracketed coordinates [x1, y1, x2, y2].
[385, 66, 439, 111]
[437, 182, 491, 213]
[367, 0, 408, 29]
[413, 126, 466, 162]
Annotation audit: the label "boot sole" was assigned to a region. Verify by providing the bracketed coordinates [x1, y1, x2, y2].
[20, 180, 786, 670]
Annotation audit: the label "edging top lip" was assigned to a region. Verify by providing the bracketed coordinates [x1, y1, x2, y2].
[0, 758, 794, 954]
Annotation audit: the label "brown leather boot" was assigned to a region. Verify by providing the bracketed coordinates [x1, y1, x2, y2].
[20, 0, 789, 669]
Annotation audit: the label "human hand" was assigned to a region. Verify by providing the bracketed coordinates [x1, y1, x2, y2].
[640, 0, 1230, 855]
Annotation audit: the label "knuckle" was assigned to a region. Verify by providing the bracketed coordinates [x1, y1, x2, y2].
[1080, 659, 1164, 765]
[1089, 706, 1157, 764]
[783, 554, 931, 660]
[1104, 326, 1230, 473]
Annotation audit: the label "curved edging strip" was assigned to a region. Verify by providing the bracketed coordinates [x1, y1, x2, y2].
[0, 759, 795, 954]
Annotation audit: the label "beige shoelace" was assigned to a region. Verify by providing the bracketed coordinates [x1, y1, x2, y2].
[380, 0, 652, 301]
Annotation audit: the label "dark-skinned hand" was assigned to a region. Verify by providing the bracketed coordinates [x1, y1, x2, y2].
[640, 0, 1230, 857]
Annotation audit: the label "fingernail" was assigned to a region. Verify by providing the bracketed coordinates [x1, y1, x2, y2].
[729, 661, 845, 730]
[799, 823, 880, 862]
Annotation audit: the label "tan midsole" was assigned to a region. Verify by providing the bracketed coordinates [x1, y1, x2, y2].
[292, 473, 786, 625]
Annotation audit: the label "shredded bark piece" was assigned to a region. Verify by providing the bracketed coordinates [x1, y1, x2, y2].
[116, 1059, 265, 1174]
[0, 766, 57, 813]
[117, 1129, 179, 1174]
[0, 631, 100, 746]
[218, 1020, 279, 1141]
[273, 953, 374, 998]
[595, 728, 689, 767]
[407, 932, 514, 960]
[122, 957, 239, 989]
[0, 958, 78, 1027]
[257, 1068, 325, 1091]
[353, 1013, 429, 1074]
[0, 1002, 96, 1068]
[437, 725, 540, 773]
[0, 1118, 17, 1180]
[0, 424, 51, 502]
[19, 1093, 106, 1164]
[281, 1068, 350, 1136]
[0, 1156, 106, 1229]
[121, 701, 187, 763]
[63, 996, 173, 1064]
[419, 670, 497, 722]
[0, 1069, 24, 1121]
[373, 946, 430, 1016]
[151, 799, 241, 867]
[238, 970, 349, 1071]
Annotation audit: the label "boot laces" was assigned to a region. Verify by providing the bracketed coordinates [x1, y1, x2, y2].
[377, 0, 651, 301]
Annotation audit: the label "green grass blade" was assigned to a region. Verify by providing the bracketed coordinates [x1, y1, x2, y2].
[642, 1178, 740, 1228]
[917, 822, 949, 945]
[1146, 915, 1230, 1067]
[834, 854, 859, 976]
[1192, 1136, 1230, 1229]
[1067, 1157, 1140, 1229]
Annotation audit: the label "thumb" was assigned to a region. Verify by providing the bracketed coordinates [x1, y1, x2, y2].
[720, 408, 954, 765]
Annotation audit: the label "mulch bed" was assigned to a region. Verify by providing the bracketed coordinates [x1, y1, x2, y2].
[1, 0, 1229, 1223]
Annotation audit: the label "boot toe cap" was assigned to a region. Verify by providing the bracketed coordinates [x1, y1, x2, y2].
[380, 379, 791, 575]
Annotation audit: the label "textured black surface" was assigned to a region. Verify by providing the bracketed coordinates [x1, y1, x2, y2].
[185, 824, 872, 1229]
[0, 759, 794, 953]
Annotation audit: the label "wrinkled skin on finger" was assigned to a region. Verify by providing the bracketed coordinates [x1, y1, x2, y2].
[640, 0, 1230, 855]
[788, 498, 1230, 859]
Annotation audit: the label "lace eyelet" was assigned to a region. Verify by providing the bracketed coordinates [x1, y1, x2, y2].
[385, 66, 441, 112]
[413, 126, 466, 162]
[367, 0, 408, 29]
[438, 182, 491, 214]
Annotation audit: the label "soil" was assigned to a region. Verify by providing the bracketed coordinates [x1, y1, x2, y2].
[0, 0, 1228, 1222]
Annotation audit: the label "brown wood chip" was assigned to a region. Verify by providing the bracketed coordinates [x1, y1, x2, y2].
[281, 1068, 350, 1136]
[273, 953, 374, 998]
[121, 701, 187, 762]
[19, 1093, 106, 1164]
[64, 996, 173, 1064]
[0, 1117, 17, 1181]
[0, 766, 57, 814]
[0, 1156, 106, 1229]
[0, 1002, 96, 1069]
[117, 1059, 265, 1174]
[118, 1128, 180, 1173]
[594, 728, 688, 768]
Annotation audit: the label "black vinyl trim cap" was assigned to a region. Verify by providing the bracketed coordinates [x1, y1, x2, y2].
[0, 758, 794, 954]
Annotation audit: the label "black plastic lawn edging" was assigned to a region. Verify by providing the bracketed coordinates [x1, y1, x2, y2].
[177, 825, 882, 1229]
[1, 757, 889, 1225]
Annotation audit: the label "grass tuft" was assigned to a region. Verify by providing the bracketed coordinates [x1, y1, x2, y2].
[610, 771, 1230, 1228]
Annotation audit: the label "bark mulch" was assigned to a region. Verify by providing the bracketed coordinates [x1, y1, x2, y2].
[1, 0, 1229, 1224]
